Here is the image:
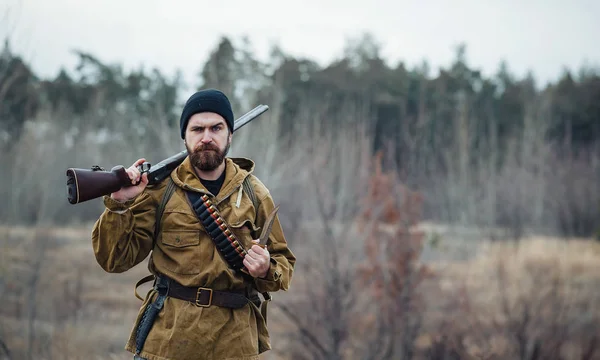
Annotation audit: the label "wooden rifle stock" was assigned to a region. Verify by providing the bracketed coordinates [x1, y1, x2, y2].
[65, 151, 187, 204]
[65, 104, 269, 205]
[66, 165, 135, 204]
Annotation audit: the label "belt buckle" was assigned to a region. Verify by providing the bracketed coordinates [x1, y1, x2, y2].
[195, 287, 213, 307]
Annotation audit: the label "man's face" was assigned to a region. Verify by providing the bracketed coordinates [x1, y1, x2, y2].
[185, 112, 232, 172]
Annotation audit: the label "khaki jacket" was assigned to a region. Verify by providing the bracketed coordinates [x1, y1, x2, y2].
[91, 156, 296, 360]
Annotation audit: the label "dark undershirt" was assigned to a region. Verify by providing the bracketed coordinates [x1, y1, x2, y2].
[200, 169, 226, 196]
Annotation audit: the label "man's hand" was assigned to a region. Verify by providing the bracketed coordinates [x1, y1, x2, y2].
[111, 158, 149, 203]
[243, 240, 270, 278]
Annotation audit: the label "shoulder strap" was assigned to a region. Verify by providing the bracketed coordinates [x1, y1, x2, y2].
[134, 177, 176, 301]
[242, 175, 259, 212]
[154, 177, 176, 244]
[242, 175, 273, 322]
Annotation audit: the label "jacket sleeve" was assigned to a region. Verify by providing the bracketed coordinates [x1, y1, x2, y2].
[91, 191, 157, 273]
[253, 192, 296, 293]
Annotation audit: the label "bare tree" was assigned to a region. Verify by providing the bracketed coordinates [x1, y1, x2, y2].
[355, 152, 432, 360]
[269, 97, 375, 360]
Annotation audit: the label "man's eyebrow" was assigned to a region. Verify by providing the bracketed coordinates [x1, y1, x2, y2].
[190, 123, 224, 129]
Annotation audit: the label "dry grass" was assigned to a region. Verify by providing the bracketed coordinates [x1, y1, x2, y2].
[1, 224, 599, 360]
[442, 235, 600, 282]
[0, 224, 148, 360]
[426, 235, 600, 359]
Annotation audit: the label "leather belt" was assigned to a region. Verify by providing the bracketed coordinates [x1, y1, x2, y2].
[155, 275, 250, 309]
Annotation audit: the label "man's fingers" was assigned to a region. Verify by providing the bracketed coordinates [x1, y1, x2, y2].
[251, 244, 268, 256]
[133, 158, 146, 167]
[140, 172, 149, 185]
[246, 241, 269, 278]
[127, 168, 140, 184]
[246, 249, 259, 261]
[127, 158, 146, 184]
[243, 257, 256, 269]
[126, 169, 135, 183]
[244, 251, 270, 278]
[247, 246, 268, 260]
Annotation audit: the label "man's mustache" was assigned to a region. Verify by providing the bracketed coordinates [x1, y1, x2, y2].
[195, 144, 220, 152]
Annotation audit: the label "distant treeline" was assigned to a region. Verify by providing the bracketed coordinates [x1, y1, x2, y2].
[1, 34, 598, 237]
[2, 35, 599, 152]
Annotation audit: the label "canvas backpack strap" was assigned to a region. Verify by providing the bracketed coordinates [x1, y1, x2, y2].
[242, 175, 258, 212]
[134, 177, 176, 302]
[242, 175, 273, 322]
[154, 177, 177, 245]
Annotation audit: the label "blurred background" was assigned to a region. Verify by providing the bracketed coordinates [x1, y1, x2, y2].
[1, 0, 599, 359]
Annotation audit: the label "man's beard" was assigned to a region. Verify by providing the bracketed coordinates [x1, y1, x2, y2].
[188, 140, 231, 172]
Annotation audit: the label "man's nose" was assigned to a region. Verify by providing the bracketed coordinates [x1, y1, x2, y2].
[200, 131, 213, 143]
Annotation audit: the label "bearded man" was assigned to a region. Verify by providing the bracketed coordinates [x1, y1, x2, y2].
[91, 89, 296, 360]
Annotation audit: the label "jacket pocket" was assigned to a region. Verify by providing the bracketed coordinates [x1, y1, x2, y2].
[230, 219, 260, 250]
[157, 230, 202, 275]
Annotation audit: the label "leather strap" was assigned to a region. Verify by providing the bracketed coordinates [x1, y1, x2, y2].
[154, 177, 176, 245]
[134, 274, 156, 301]
[242, 175, 258, 213]
[156, 275, 250, 309]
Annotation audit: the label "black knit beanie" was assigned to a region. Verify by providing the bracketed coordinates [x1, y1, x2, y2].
[180, 89, 234, 139]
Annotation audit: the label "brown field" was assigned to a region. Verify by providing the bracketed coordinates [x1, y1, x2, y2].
[1, 223, 599, 360]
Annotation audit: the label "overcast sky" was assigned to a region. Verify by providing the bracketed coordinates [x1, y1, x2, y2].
[3, 0, 599, 90]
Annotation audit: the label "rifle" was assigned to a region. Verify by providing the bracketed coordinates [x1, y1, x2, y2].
[66, 104, 269, 204]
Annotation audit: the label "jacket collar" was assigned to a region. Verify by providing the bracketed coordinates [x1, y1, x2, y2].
[171, 156, 255, 203]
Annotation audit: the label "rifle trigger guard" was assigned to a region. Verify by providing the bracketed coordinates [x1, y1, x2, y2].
[138, 162, 151, 174]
